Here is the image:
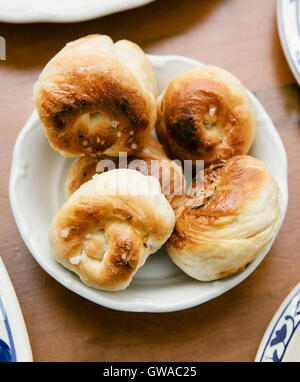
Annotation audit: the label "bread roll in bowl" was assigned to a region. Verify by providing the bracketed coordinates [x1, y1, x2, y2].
[34, 34, 158, 157]
[167, 156, 280, 281]
[65, 136, 185, 209]
[49, 169, 175, 291]
[156, 66, 256, 166]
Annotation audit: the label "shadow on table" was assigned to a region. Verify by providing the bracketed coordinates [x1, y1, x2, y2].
[0, 0, 225, 69]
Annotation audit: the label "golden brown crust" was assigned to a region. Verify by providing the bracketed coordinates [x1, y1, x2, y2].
[65, 136, 186, 209]
[184, 156, 267, 218]
[49, 169, 175, 291]
[167, 155, 281, 281]
[156, 66, 256, 167]
[34, 34, 157, 157]
[65, 156, 102, 199]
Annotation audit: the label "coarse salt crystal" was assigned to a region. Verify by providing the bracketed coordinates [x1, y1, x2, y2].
[147, 237, 154, 250]
[69, 254, 84, 265]
[60, 228, 69, 238]
[209, 107, 216, 116]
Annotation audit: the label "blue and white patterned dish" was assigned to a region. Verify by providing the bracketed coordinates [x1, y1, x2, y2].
[0, 296, 16, 362]
[277, 0, 300, 86]
[0, 258, 32, 362]
[255, 282, 300, 362]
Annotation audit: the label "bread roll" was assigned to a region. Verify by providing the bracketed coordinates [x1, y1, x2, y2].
[49, 169, 175, 291]
[65, 136, 185, 209]
[156, 66, 256, 166]
[167, 156, 280, 281]
[34, 34, 158, 157]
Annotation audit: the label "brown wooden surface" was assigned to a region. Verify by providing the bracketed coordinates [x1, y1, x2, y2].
[0, 0, 299, 362]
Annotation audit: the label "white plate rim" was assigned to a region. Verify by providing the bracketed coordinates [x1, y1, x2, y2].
[9, 54, 289, 313]
[277, 0, 300, 86]
[0, 0, 155, 23]
[255, 282, 300, 362]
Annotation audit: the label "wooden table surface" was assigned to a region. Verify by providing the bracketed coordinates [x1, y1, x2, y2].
[1, 0, 299, 362]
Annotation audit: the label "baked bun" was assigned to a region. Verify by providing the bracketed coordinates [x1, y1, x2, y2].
[65, 136, 185, 209]
[167, 155, 280, 281]
[156, 66, 256, 166]
[34, 34, 158, 157]
[49, 169, 175, 291]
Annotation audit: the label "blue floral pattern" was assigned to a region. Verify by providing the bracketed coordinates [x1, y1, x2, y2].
[259, 287, 300, 362]
[0, 296, 16, 362]
[0, 339, 12, 362]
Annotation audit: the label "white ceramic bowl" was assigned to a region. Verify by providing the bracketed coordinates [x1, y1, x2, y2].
[9, 55, 288, 313]
[0, 0, 155, 23]
[277, 0, 300, 87]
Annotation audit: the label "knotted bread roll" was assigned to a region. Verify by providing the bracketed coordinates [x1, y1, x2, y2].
[167, 156, 280, 281]
[34, 34, 158, 157]
[65, 136, 185, 209]
[156, 66, 256, 166]
[49, 169, 175, 291]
